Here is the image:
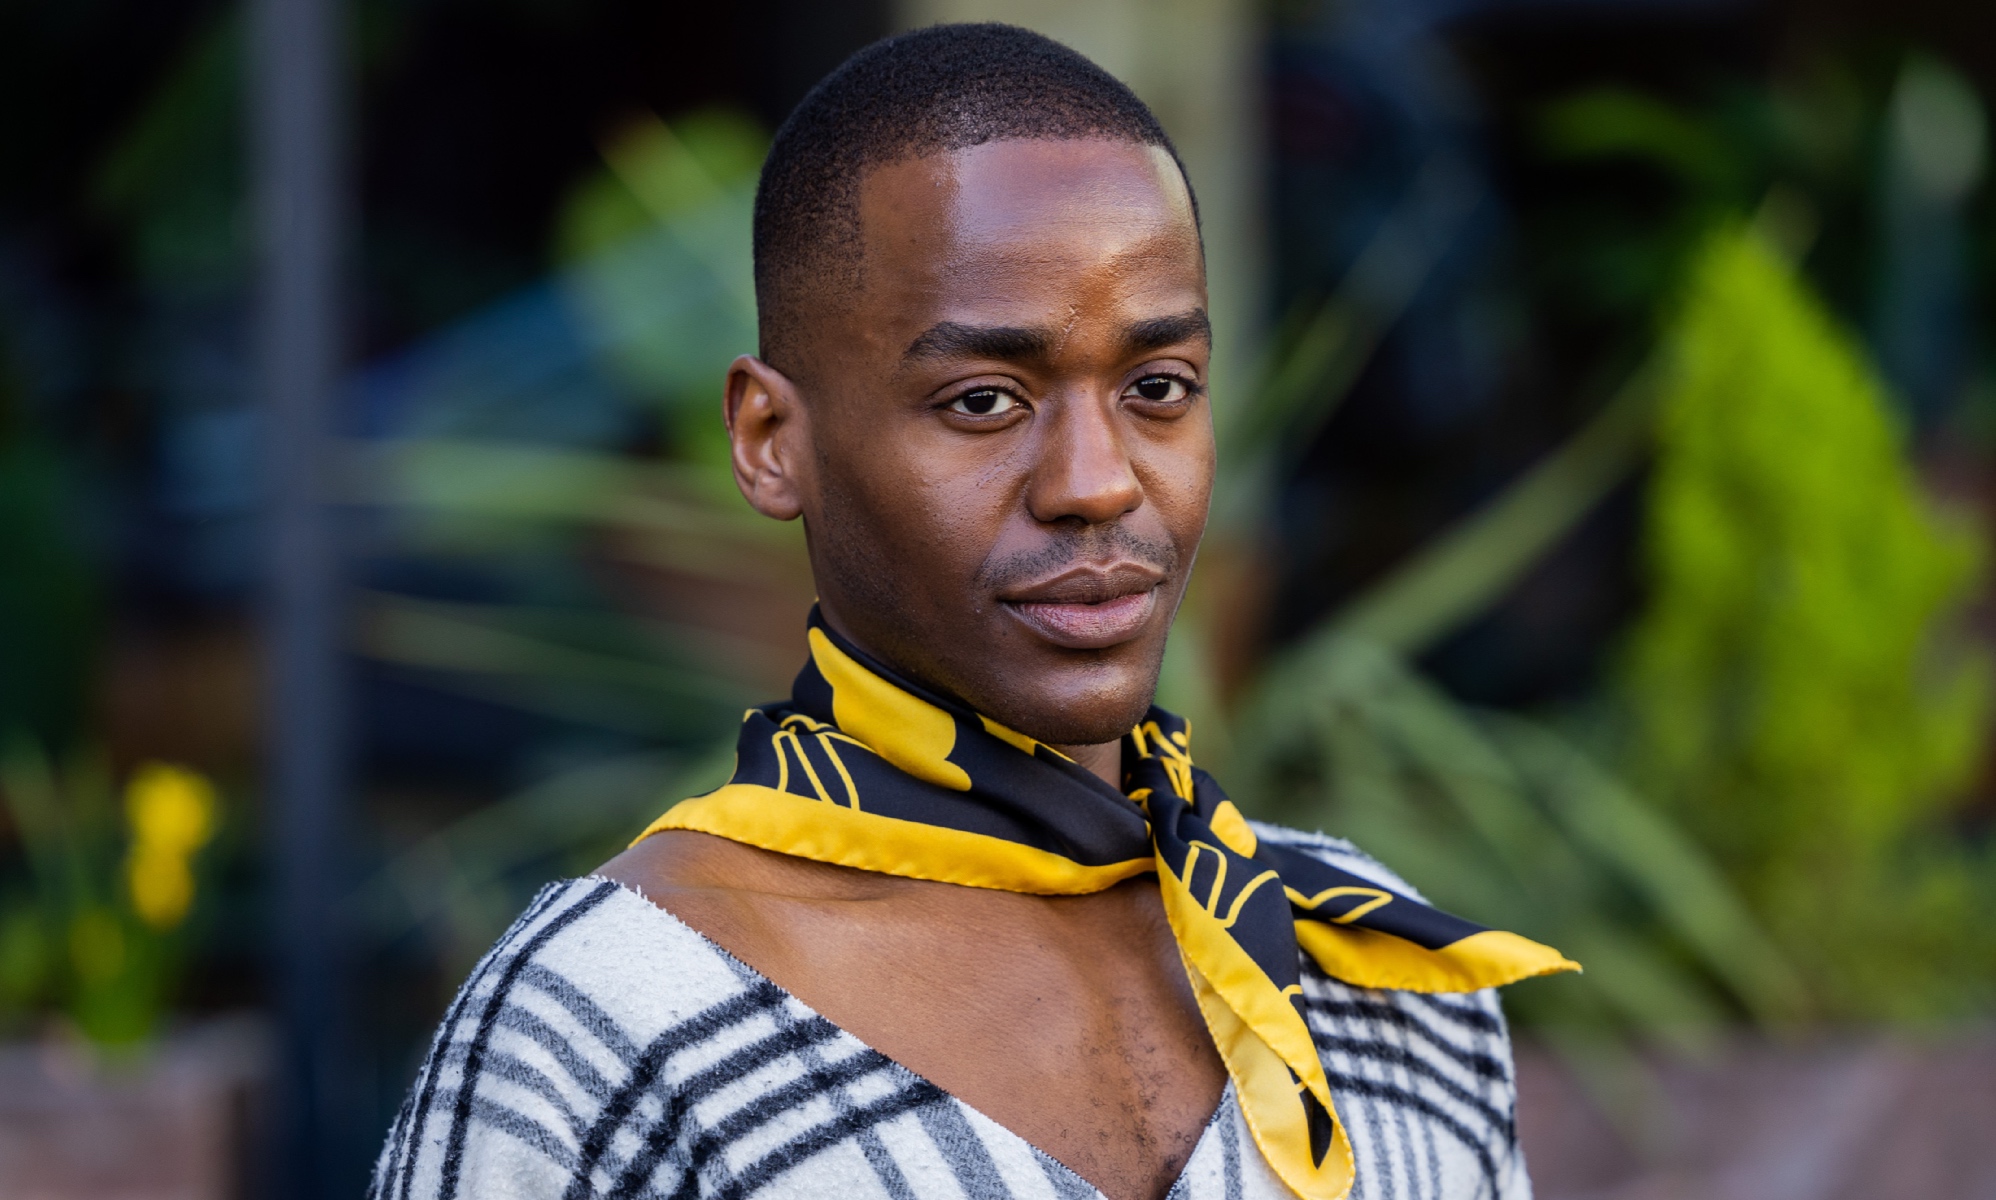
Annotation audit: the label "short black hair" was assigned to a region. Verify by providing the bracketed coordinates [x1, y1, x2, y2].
[752, 22, 1198, 367]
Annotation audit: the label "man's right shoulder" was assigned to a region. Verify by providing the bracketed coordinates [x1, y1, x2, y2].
[367, 877, 777, 1200]
[456, 874, 757, 1017]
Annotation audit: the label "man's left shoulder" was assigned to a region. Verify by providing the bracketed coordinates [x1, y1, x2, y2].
[1248, 819, 1430, 899]
[1250, 817, 1505, 1021]
[1253, 820, 1534, 1197]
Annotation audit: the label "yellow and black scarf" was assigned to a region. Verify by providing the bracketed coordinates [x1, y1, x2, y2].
[637, 612, 1577, 1200]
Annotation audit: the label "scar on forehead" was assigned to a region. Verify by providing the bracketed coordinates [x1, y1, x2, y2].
[1054, 304, 1080, 353]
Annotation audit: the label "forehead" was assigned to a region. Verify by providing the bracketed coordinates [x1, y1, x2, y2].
[853, 139, 1204, 329]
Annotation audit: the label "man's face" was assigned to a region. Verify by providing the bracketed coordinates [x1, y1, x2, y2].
[730, 138, 1213, 747]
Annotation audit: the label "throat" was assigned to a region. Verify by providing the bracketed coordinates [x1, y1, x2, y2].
[1054, 739, 1123, 788]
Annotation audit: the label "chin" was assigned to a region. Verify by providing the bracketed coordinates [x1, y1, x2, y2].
[977, 657, 1163, 747]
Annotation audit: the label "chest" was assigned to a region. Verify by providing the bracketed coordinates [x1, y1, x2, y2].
[671, 878, 1228, 1200]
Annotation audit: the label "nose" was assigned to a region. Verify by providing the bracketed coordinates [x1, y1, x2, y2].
[1025, 389, 1143, 527]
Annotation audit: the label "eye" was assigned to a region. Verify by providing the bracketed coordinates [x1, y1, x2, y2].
[949, 388, 1018, 416]
[1128, 376, 1189, 404]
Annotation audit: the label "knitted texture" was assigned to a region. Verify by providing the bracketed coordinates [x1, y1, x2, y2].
[371, 827, 1531, 1200]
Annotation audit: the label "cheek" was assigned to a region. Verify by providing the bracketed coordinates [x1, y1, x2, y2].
[819, 421, 1027, 579]
[1133, 423, 1216, 547]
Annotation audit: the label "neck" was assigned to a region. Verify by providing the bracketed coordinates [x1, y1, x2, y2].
[814, 604, 1128, 791]
[1055, 740, 1122, 789]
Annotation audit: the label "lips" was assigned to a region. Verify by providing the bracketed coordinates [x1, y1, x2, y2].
[998, 564, 1164, 650]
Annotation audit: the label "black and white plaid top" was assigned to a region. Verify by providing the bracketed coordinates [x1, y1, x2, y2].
[371, 825, 1532, 1200]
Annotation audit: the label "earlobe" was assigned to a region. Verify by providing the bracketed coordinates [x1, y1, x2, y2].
[724, 355, 808, 522]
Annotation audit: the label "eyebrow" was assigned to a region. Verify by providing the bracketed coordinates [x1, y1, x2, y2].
[1124, 309, 1212, 355]
[901, 308, 1212, 365]
[902, 322, 1056, 363]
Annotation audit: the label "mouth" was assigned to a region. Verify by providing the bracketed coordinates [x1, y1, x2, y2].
[998, 565, 1165, 651]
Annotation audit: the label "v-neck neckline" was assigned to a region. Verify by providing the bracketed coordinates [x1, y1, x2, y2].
[595, 876, 1240, 1200]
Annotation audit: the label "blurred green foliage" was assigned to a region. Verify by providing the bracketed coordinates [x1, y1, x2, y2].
[1224, 217, 1996, 1039]
[1202, 211, 1800, 1044]
[90, 12, 245, 289]
[1527, 60, 1881, 343]
[1232, 632, 1805, 1040]
[555, 108, 769, 263]
[1621, 225, 1993, 1018]
[350, 109, 789, 976]
[0, 303, 96, 752]
[0, 438, 97, 751]
[558, 105, 762, 464]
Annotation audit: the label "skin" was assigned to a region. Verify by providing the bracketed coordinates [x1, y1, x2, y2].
[601, 138, 1222, 1200]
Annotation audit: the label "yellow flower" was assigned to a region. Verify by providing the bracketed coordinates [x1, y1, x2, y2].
[123, 763, 218, 930]
[128, 848, 197, 931]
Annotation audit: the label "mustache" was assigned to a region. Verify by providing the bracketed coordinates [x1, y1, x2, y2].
[974, 523, 1180, 593]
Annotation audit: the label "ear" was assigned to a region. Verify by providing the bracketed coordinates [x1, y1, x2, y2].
[724, 354, 809, 521]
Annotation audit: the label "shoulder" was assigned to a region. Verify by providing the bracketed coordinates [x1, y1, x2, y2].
[369, 877, 778, 1200]
[373, 873, 1013, 1200]
[1252, 821, 1535, 1198]
[1247, 819, 1431, 900]
[1250, 820, 1503, 1036]
[439, 873, 762, 1029]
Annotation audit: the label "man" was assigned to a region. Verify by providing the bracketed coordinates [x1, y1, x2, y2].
[373, 24, 1573, 1200]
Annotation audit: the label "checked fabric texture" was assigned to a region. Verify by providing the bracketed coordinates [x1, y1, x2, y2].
[371, 829, 1534, 1200]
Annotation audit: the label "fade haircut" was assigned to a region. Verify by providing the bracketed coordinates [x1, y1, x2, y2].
[752, 22, 1199, 368]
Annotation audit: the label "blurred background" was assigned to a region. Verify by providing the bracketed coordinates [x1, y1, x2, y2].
[3, 0, 1995, 1196]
